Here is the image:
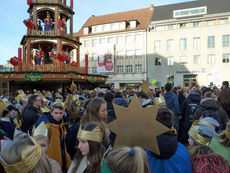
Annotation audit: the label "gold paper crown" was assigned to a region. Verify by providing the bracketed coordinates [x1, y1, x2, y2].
[188, 120, 210, 146]
[69, 81, 77, 94]
[77, 124, 102, 142]
[53, 98, 63, 106]
[0, 137, 42, 173]
[44, 91, 52, 98]
[225, 123, 230, 140]
[40, 106, 50, 114]
[33, 122, 48, 137]
[0, 100, 9, 117]
[155, 94, 166, 105]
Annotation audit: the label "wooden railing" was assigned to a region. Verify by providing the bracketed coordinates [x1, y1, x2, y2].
[30, 29, 76, 41]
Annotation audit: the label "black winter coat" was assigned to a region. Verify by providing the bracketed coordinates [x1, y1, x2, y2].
[21, 105, 40, 134]
[179, 92, 201, 145]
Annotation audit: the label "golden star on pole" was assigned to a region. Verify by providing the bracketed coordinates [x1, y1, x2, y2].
[140, 78, 151, 94]
[107, 95, 169, 155]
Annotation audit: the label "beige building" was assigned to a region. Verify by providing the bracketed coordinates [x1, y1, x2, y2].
[77, 6, 153, 89]
[147, 0, 230, 87]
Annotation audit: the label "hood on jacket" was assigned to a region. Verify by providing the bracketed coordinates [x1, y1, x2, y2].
[114, 98, 128, 108]
[200, 98, 219, 110]
[163, 92, 176, 99]
[188, 91, 201, 103]
[154, 131, 178, 159]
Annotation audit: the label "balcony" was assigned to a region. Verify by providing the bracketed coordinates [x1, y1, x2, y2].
[31, 0, 72, 9]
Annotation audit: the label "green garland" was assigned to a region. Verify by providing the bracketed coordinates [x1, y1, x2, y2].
[20, 35, 81, 45]
[0, 71, 108, 78]
[28, 3, 74, 15]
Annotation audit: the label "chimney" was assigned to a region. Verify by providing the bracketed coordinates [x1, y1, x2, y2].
[150, 4, 154, 11]
[92, 15, 95, 17]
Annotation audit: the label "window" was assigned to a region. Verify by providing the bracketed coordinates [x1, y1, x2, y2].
[130, 20, 137, 28]
[155, 26, 165, 31]
[154, 40, 161, 52]
[208, 36, 215, 48]
[119, 22, 126, 30]
[180, 56, 188, 64]
[92, 53, 97, 61]
[108, 37, 115, 44]
[180, 23, 186, 28]
[193, 55, 200, 64]
[84, 40, 89, 47]
[101, 25, 105, 32]
[117, 65, 123, 73]
[135, 49, 142, 58]
[206, 20, 214, 26]
[126, 65, 133, 73]
[83, 27, 89, 35]
[167, 57, 174, 66]
[155, 57, 161, 66]
[126, 50, 133, 59]
[223, 54, 230, 63]
[92, 39, 98, 47]
[117, 51, 123, 59]
[135, 34, 142, 43]
[173, 6, 207, 18]
[223, 35, 230, 47]
[193, 37, 200, 50]
[92, 67, 97, 74]
[111, 23, 115, 30]
[126, 35, 133, 43]
[193, 22, 199, 28]
[220, 19, 228, 24]
[207, 55, 215, 64]
[100, 38, 106, 44]
[167, 39, 174, 51]
[92, 26, 98, 33]
[180, 38, 187, 50]
[117, 36, 124, 44]
[135, 64, 142, 73]
[167, 25, 174, 30]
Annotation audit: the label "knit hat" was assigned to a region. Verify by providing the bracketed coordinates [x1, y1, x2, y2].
[202, 87, 214, 96]
[188, 117, 219, 146]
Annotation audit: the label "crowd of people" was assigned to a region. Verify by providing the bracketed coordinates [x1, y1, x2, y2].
[0, 80, 229, 173]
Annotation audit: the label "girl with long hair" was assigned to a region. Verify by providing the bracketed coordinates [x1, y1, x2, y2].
[68, 122, 105, 173]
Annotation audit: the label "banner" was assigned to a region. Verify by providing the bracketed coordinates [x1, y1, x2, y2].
[97, 45, 114, 73]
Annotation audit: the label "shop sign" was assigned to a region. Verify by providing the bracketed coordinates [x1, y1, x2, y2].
[25, 73, 43, 81]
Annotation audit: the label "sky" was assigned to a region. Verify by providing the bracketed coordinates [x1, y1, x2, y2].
[0, 0, 194, 65]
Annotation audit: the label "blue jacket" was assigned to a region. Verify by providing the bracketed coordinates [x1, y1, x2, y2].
[163, 92, 181, 117]
[145, 142, 192, 173]
[114, 98, 128, 108]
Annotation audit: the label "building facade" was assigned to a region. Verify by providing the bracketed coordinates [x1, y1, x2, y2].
[77, 6, 153, 89]
[147, 0, 230, 87]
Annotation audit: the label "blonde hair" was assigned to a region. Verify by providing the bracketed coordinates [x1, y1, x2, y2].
[104, 146, 151, 173]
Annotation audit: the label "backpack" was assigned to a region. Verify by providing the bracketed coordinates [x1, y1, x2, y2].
[188, 103, 199, 123]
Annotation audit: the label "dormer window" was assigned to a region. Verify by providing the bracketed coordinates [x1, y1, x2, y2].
[83, 27, 89, 35]
[130, 20, 138, 29]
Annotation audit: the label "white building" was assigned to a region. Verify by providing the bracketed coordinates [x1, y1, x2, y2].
[147, 0, 230, 87]
[77, 5, 153, 89]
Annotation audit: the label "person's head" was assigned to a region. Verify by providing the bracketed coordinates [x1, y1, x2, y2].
[201, 87, 215, 98]
[34, 135, 50, 153]
[73, 122, 105, 173]
[81, 97, 107, 124]
[188, 117, 219, 154]
[0, 130, 52, 173]
[165, 83, 173, 92]
[51, 103, 64, 121]
[104, 92, 115, 103]
[137, 91, 148, 100]
[102, 146, 151, 173]
[1, 104, 15, 118]
[222, 81, 229, 89]
[115, 91, 124, 98]
[156, 107, 174, 129]
[28, 94, 42, 108]
[218, 88, 230, 113]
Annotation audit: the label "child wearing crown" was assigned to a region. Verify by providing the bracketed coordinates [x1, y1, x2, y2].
[68, 122, 105, 173]
[36, 103, 71, 173]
